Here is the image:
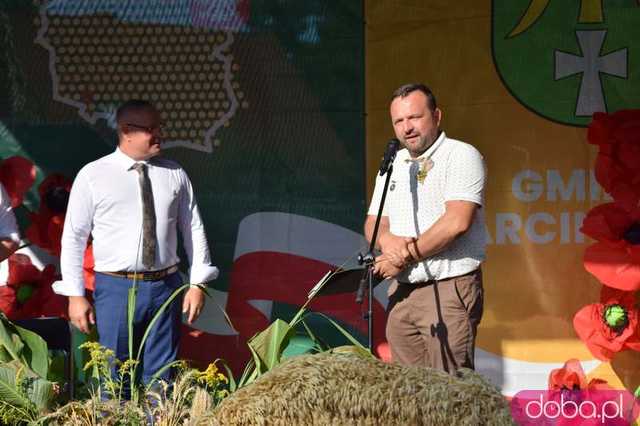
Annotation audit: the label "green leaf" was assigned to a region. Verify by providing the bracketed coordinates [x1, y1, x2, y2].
[26, 376, 54, 411]
[0, 314, 49, 378]
[218, 359, 237, 393]
[144, 359, 184, 392]
[299, 319, 326, 352]
[0, 347, 11, 363]
[0, 363, 30, 408]
[127, 286, 137, 359]
[247, 319, 293, 373]
[136, 283, 191, 362]
[0, 314, 24, 361]
[0, 361, 54, 417]
[13, 326, 48, 378]
[236, 358, 256, 389]
[304, 312, 369, 352]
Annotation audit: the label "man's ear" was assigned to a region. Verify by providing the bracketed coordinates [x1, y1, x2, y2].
[434, 108, 443, 126]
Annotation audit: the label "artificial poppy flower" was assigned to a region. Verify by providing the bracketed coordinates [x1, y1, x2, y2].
[25, 212, 65, 257]
[0, 156, 36, 208]
[588, 110, 640, 153]
[24, 173, 71, 256]
[6, 253, 43, 287]
[588, 110, 640, 210]
[83, 244, 95, 292]
[548, 358, 609, 391]
[37, 173, 71, 216]
[581, 202, 640, 291]
[0, 285, 18, 318]
[573, 286, 640, 361]
[5, 253, 66, 320]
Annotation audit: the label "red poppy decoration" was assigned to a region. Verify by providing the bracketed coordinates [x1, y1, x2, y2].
[37, 173, 71, 215]
[0, 156, 37, 208]
[581, 202, 640, 291]
[24, 174, 71, 256]
[25, 212, 65, 257]
[6, 253, 43, 287]
[0, 286, 18, 318]
[83, 244, 95, 292]
[3, 253, 67, 320]
[548, 358, 609, 391]
[588, 110, 640, 212]
[573, 286, 640, 361]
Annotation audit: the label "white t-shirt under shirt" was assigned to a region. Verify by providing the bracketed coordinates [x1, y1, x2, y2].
[368, 131, 486, 283]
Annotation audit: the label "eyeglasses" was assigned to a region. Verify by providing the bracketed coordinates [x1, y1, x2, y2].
[125, 122, 163, 134]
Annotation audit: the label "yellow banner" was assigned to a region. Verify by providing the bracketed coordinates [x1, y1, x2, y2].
[365, 0, 639, 394]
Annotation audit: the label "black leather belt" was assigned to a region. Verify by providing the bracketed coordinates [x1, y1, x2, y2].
[100, 265, 179, 281]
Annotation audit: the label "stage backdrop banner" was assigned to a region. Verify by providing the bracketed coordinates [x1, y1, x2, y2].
[0, 0, 366, 374]
[366, 0, 639, 395]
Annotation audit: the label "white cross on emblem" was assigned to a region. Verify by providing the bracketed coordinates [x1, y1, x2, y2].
[555, 30, 628, 116]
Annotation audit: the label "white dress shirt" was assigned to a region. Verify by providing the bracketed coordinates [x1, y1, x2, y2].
[0, 183, 20, 285]
[0, 183, 19, 244]
[368, 132, 486, 283]
[54, 148, 218, 296]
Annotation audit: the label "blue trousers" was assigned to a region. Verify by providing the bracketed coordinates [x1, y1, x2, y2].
[93, 271, 182, 390]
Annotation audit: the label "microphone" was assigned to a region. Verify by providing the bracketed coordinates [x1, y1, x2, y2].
[379, 138, 400, 176]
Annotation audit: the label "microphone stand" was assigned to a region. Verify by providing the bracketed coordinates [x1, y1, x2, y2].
[357, 161, 395, 352]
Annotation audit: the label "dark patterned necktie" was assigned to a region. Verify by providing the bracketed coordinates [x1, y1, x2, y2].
[132, 162, 156, 269]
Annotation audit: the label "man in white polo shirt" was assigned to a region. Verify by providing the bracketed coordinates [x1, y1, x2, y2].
[365, 83, 486, 373]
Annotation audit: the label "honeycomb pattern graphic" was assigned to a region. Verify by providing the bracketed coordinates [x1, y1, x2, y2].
[35, 6, 248, 152]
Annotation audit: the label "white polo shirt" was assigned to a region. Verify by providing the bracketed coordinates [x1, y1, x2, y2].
[368, 131, 486, 283]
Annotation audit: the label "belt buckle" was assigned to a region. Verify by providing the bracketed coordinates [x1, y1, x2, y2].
[142, 271, 154, 281]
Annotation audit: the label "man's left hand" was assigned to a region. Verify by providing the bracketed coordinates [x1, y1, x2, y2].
[373, 255, 403, 280]
[183, 286, 206, 325]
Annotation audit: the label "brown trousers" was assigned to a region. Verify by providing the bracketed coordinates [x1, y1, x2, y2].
[385, 269, 483, 373]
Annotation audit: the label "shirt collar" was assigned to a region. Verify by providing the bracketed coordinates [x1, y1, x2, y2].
[398, 131, 446, 162]
[113, 147, 151, 171]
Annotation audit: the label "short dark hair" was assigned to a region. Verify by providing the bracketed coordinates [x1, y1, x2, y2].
[390, 83, 437, 111]
[116, 99, 156, 124]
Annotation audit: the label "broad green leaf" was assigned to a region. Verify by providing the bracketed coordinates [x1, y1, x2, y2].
[0, 314, 24, 361]
[14, 325, 48, 378]
[304, 312, 368, 351]
[247, 319, 292, 372]
[26, 377, 54, 411]
[299, 319, 326, 352]
[0, 346, 11, 363]
[0, 314, 49, 377]
[0, 363, 30, 408]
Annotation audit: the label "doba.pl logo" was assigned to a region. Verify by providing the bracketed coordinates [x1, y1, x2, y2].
[511, 390, 640, 425]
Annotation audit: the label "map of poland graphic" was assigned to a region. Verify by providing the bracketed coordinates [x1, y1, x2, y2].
[35, 0, 250, 152]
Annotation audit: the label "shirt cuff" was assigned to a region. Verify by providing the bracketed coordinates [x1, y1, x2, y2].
[189, 264, 219, 285]
[0, 232, 21, 244]
[52, 279, 86, 297]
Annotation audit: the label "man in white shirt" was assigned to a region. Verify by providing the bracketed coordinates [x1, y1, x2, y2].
[55, 100, 218, 389]
[365, 84, 486, 373]
[0, 183, 20, 262]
